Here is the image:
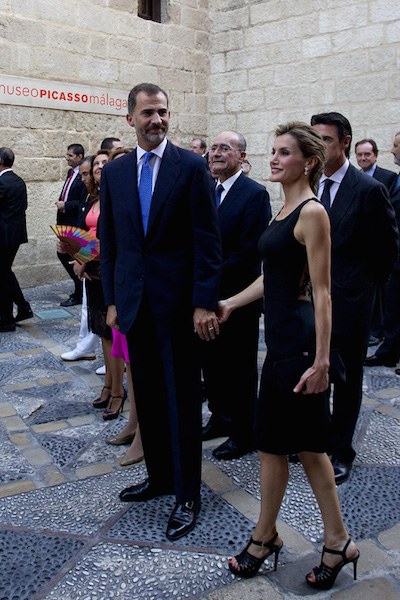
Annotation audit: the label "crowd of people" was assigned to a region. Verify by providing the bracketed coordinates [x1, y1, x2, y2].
[1, 81, 400, 591]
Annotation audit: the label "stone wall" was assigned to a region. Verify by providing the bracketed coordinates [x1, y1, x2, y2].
[2, 0, 400, 286]
[209, 0, 400, 209]
[0, 0, 210, 286]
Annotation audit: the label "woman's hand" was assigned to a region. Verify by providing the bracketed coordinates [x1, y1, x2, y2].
[217, 299, 234, 324]
[293, 363, 329, 395]
[56, 239, 68, 254]
[69, 260, 90, 281]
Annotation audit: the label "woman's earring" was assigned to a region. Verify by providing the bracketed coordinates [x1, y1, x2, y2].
[304, 165, 309, 174]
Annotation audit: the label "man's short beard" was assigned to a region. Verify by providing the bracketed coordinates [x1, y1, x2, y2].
[143, 130, 167, 145]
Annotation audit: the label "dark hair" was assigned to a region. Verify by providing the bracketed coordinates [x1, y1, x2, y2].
[88, 149, 110, 199]
[310, 112, 352, 158]
[128, 83, 168, 114]
[67, 143, 85, 157]
[79, 155, 92, 166]
[0, 147, 15, 168]
[101, 137, 121, 150]
[192, 138, 207, 151]
[275, 122, 327, 194]
[355, 138, 378, 155]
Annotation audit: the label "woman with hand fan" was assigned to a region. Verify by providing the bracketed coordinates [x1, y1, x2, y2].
[70, 150, 127, 419]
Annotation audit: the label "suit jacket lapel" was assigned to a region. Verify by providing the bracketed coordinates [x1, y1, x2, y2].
[218, 172, 244, 217]
[147, 142, 181, 233]
[123, 150, 144, 238]
[329, 164, 358, 233]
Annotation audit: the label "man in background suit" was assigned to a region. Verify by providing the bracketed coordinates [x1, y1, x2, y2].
[355, 138, 398, 345]
[0, 147, 33, 332]
[311, 112, 398, 484]
[55, 143, 87, 307]
[100, 83, 221, 540]
[202, 130, 271, 460]
[365, 131, 400, 369]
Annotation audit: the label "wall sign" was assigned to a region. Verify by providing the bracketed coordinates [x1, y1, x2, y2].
[0, 75, 128, 116]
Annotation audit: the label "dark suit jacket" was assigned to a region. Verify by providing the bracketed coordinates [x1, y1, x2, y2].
[373, 165, 397, 191]
[218, 172, 271, 299]
[99, 142, 221, 334]
[329, 163, 398, 335]
[56, 170, 87, 226]
[0, 170, 28, 247]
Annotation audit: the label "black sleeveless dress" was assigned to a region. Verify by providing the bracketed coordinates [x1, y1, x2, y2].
[255, 199, 330, 454]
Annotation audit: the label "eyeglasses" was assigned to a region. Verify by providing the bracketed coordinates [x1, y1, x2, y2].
[210, 144, 241, 153]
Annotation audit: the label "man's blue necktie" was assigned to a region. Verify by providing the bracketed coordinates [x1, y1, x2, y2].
[215, 183, 224, 208]
[393, 174, 400, 192]
[320, 178, 333, 212]
[139, 152, 154, 234]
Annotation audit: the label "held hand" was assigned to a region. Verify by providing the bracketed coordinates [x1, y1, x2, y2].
[193, 308, 220, 341]
[56, 239, 68, 254]
[55, 201, 64, 211]
[293, 364, 329, 395]
[106, 305, 119, 331]
[217, 299, 234, 324]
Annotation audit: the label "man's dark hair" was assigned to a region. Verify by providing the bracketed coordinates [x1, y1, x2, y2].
[128, 83, 168, 114]
[101, 137, 121, 150]
[67, 143, 85, 157]
[310, 112, 352, 158]
[192, 138, 207, 152]
[0, 147, 15, 168]
[355, 138, 378, 156]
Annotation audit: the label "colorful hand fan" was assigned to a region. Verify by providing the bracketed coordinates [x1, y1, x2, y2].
[51, 225, 100, 264]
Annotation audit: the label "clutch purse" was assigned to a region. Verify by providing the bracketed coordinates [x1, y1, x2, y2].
[273, 349, 346, 394]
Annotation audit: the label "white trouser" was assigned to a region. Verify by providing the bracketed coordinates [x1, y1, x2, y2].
[75, 280, 99, 354]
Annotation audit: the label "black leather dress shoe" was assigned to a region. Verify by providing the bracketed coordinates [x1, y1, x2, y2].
[364, 354, 397, 367]
[0, 319, 16, 332]
[166, 498, 201, 541]
[60, 295, 82, 307]
[119, 478, 173, 502]
[331, 459, 352, 485]
[15, 305, 33, 323]
[368, 335, 382, 347]
[202, 416, 230, 441]
[212, 437, 254, 460]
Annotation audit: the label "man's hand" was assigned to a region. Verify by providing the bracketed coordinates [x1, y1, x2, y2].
[106, 305, 119, 330]
[193, 307, 220, 341]
[55, 200, 64, 211]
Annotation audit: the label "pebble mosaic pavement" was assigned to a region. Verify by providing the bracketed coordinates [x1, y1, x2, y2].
[0, 282, 399, 599]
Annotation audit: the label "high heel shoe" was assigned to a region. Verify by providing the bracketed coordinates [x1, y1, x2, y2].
[228, 532, 283, 578]
[306, 538, 360, 590]
[92, 386, 111, 409]
[102, 389, 127, 421]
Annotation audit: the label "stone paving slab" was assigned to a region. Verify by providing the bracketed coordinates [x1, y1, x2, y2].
[0, 282, 399, 599]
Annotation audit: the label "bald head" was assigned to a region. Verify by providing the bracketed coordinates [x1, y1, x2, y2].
[209, 131, 247, 182]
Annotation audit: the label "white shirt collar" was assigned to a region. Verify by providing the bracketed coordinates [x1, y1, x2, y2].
[217, 169, 242, 194]
[137, 138, 168, 163]
[320, 158, 350, 187]
[0, 168, 12, 177]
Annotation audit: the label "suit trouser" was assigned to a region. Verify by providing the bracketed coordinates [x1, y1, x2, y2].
[375, 265, 400, 362]
[330, 330, 369, 463]
[201, 305, 259, 446]
[126, 297, 202, 504]
[0, 245, 27, 320]
[57, 252, 83, 299]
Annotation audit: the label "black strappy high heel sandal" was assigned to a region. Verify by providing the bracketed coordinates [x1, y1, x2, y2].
[102, 389, 127, 421]
[228, 532, 283, 578]
[306, 538, 360, 590]
[92, 385, 111, 409]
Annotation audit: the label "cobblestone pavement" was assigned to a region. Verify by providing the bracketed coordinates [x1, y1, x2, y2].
[0, 282, 399, 600]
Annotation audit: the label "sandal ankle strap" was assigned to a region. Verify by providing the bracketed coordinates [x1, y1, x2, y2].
[323, 538, 352, 559]
[250, 532, 278, 548]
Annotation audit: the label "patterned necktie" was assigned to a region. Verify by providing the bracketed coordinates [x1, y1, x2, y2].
[215, 183, 224, 208]
[138, 152, 154, 234]
[320, 179, 334, 212]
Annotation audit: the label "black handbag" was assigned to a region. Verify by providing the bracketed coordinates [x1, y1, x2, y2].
[273, 349, 346, 394]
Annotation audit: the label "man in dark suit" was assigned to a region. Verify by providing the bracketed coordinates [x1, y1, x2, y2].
[311, 112, 398, 484]
[0, 147, 33, 332]
[100, 83, 221, 540]
[355, 138, 398, 345]
[365, 131, 400, 368]
[201, 130, 271, 460]
[55, 143, 87, 307]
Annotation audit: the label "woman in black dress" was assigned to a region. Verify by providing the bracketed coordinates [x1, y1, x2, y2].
[219, 123, 359, 590]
